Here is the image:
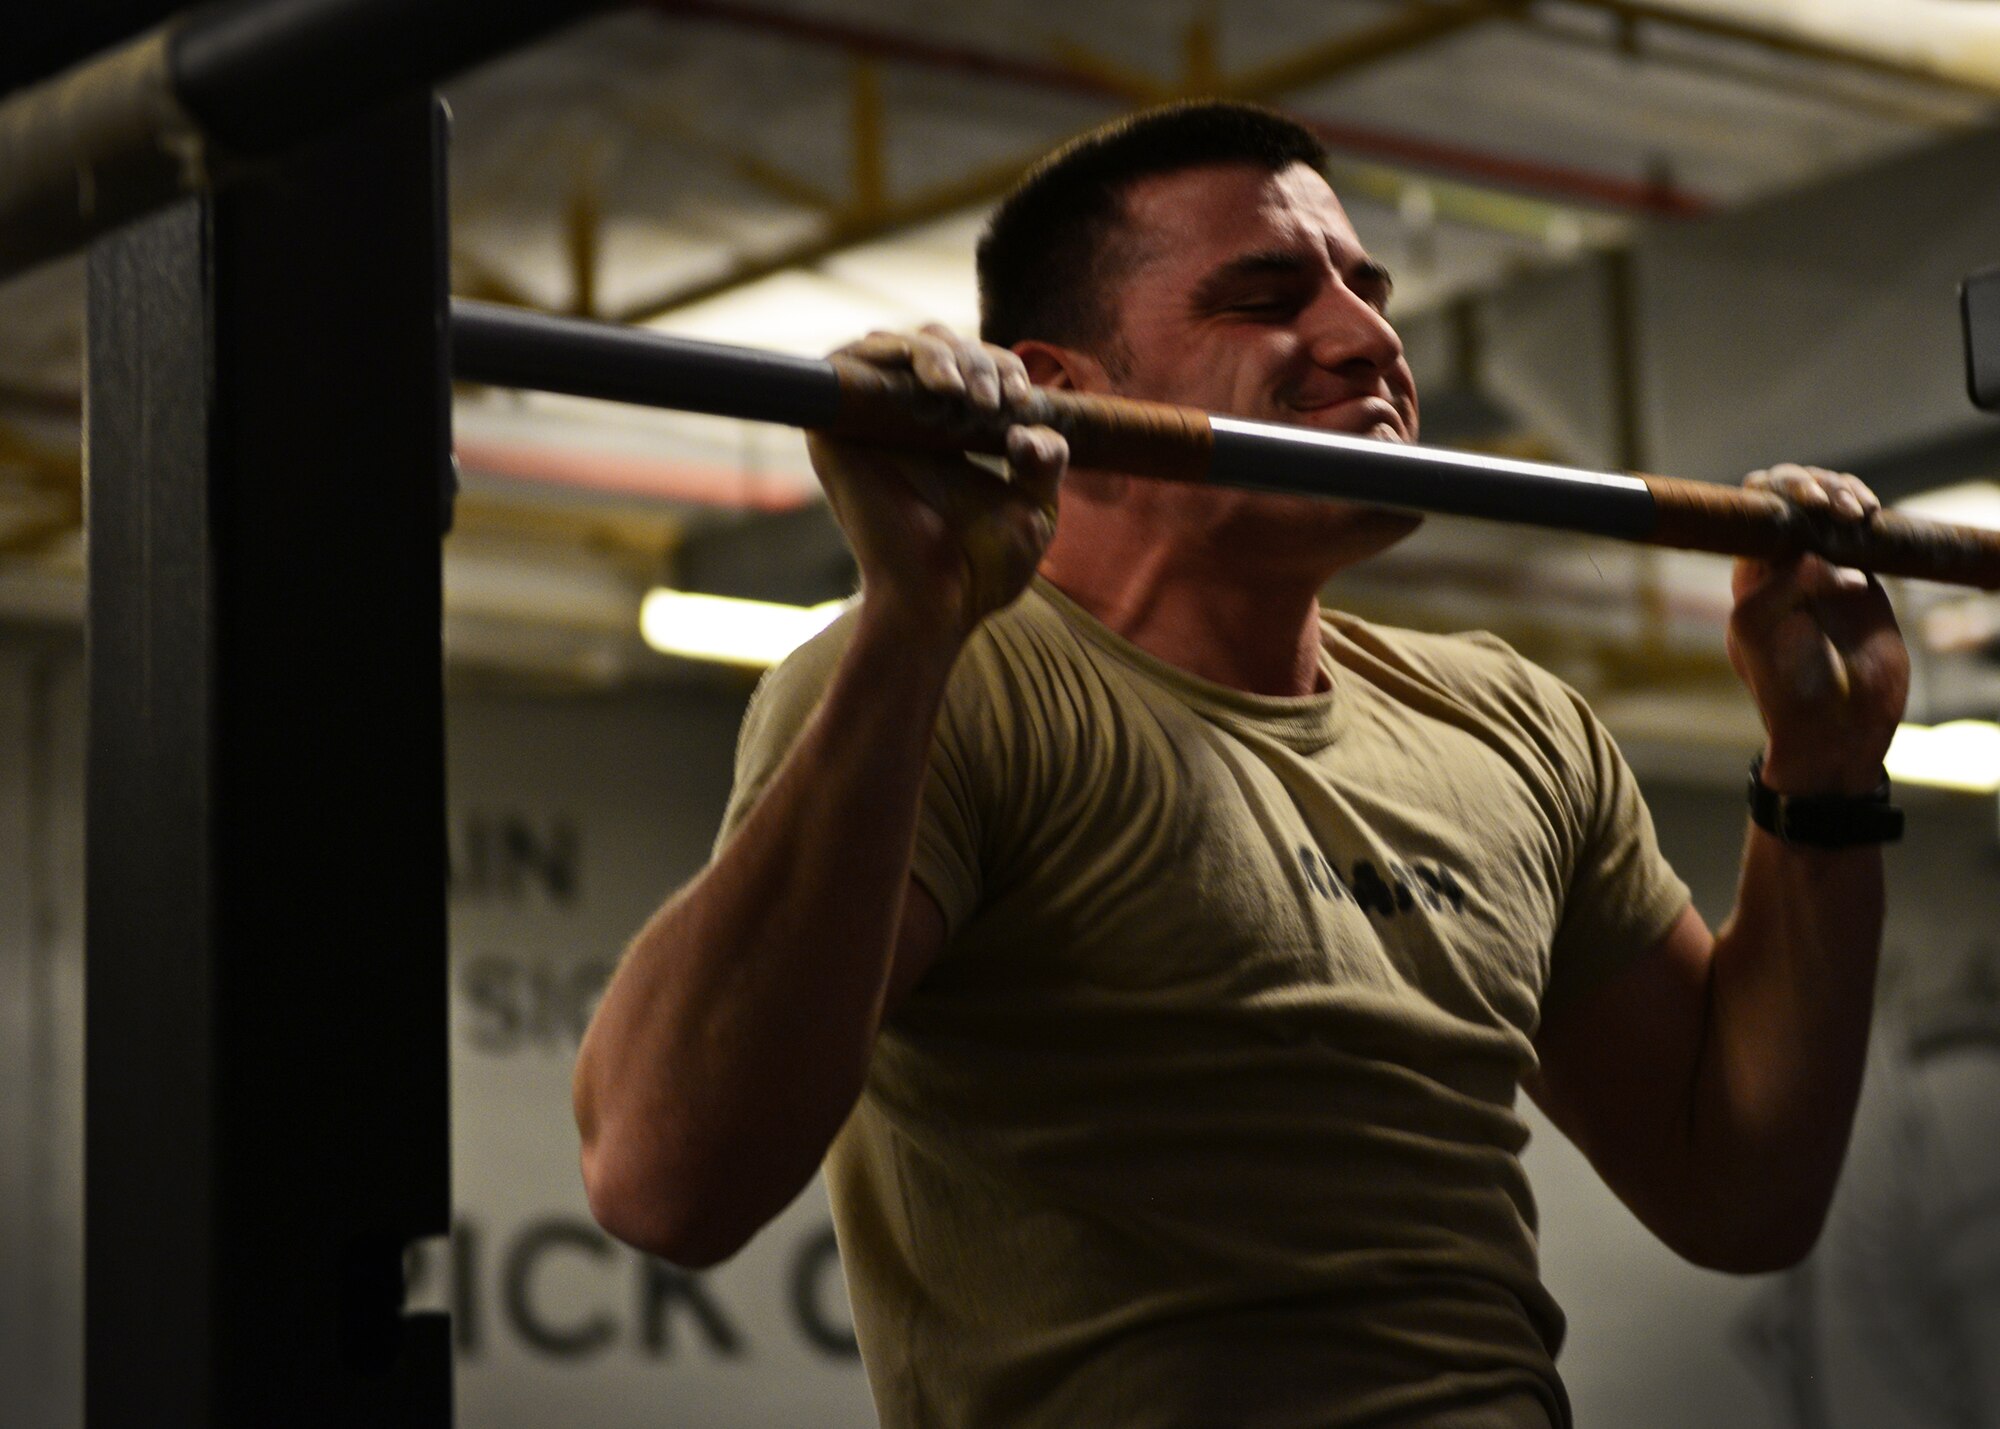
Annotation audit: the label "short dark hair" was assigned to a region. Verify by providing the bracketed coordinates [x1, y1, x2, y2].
[975, 101, 1328, 362]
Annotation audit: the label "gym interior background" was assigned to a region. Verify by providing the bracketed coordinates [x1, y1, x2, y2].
[5, 2, 2000, 1425]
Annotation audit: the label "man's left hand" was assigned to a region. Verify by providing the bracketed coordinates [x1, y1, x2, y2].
[1726, 464, 1910, 796]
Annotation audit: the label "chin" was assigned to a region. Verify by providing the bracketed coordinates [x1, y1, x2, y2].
[1215, 488, 1421, 563]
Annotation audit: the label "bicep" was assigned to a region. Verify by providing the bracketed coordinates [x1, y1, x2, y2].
[1527, 903, 1713, 1215]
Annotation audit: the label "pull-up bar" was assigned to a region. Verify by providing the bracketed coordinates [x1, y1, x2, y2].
[451, 299, 2000, 590]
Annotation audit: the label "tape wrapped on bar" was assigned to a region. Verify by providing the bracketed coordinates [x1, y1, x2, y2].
[1646, 474, 2000, 588]
[827, 356, 1213, 483]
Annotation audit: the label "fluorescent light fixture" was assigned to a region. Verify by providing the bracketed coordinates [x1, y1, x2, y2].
[651, 270, 955, 359]
[1894, 480, 2000, 531]
[639, 588, 847, 668]
[1885, 719, 2000, 794]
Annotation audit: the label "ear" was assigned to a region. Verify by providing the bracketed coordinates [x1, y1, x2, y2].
[1014, 340, 1114, 395]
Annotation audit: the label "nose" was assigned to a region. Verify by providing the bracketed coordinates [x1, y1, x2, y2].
[1303, 282, 1403, 379]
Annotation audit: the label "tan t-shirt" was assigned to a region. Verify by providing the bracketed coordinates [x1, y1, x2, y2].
[718, 578, 1689, 1429]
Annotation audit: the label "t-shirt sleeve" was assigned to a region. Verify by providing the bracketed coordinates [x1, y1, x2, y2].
[1538, 677, 1692, 1014]
[713, 608, 989, 937]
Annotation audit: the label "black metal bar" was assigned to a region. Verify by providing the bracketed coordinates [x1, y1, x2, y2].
[449, 304, 2000, 584]
[449, 300, 1662, 540]
[86, 92, 452, 1429]
[0, 0, 603, 282]
[0, 2, 183, 94]
[1207, 417, 1659, 539]
[451, 298, 845, 427]
[171, 0, 605, 155]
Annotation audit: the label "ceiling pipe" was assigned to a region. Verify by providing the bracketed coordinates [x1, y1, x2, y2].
[1302, 115, 1705, 217]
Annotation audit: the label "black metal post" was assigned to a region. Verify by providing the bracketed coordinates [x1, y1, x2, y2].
[85, 91, 452, 1428]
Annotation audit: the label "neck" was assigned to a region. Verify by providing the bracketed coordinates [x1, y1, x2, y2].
[1039, 491, 1339, 698]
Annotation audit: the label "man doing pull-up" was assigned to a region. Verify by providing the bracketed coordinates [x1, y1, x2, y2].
[572, 102, 1909, 1428]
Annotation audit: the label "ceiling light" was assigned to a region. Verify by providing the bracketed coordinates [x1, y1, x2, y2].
[649, 270, 958, 358]
[1894, 480, 2000, 531]
[639, 588, 847, 668]
[1885, 719, 2000, 793]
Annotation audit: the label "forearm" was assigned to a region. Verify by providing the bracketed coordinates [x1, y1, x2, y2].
[573, 598, 961, 1263]
[1684, 826, 1883, 1267]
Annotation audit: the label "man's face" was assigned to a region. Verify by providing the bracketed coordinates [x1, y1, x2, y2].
[1101, 161, 1419, 444]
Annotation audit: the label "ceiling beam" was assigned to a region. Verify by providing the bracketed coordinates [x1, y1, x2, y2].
[1223, 0, 1529, 99]
[611, 150, 1030, 323]
[611, 0, 1698, 324]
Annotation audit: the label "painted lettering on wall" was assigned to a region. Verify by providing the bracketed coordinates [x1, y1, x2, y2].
[407, 1214, 859, 1362]
[459, 952, 615, 1054]
[450, 810, 581, 906]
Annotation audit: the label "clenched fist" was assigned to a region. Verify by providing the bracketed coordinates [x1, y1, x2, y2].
[808, 325, 1067, 643]
[1725, 464, 1910, 796]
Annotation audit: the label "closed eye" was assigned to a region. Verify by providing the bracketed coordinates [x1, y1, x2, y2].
[1225, 296, 1301, 318]
[1216, 281, 1312, 321]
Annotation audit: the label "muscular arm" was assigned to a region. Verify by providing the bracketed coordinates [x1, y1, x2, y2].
[573, 606, 953, 1266]
[1529, 842, 1881, 1273]
[572, 328, 1063, 1267]
[1530, 464, 1908, 1274]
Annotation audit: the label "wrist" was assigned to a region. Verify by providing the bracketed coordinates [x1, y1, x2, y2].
[1756, 744, 1887, 798]
[851, 589, 970, 672]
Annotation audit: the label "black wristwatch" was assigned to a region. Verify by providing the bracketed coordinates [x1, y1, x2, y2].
[1747, 755, 1904, 848]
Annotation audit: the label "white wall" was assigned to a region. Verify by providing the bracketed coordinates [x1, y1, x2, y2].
[1635, 124, 2000, 484]
[3, 637, 1997, 1427]
[0, 635, 83, 1429]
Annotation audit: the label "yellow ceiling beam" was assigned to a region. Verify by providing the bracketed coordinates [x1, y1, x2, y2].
[850, 58, 888, 216]
[614, 151, 1033, 323]
[1040, 40, 1170, 103]
[612, 1, 1527, 324]
[477, 0, 2000, 330]
[1224, 0, 1527, 101]
[1048, 0, 1524, 106]
[611, 91, 841, 210]
[563, 143, 607, 318]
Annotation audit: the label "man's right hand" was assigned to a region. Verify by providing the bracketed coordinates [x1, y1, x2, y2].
[808, 325, 1068, 641]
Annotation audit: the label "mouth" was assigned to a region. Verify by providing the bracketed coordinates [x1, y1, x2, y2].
[1290, 394, 1409, 442]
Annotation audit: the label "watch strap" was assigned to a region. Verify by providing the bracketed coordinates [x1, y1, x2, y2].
[1747, 755, 1904, 848]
